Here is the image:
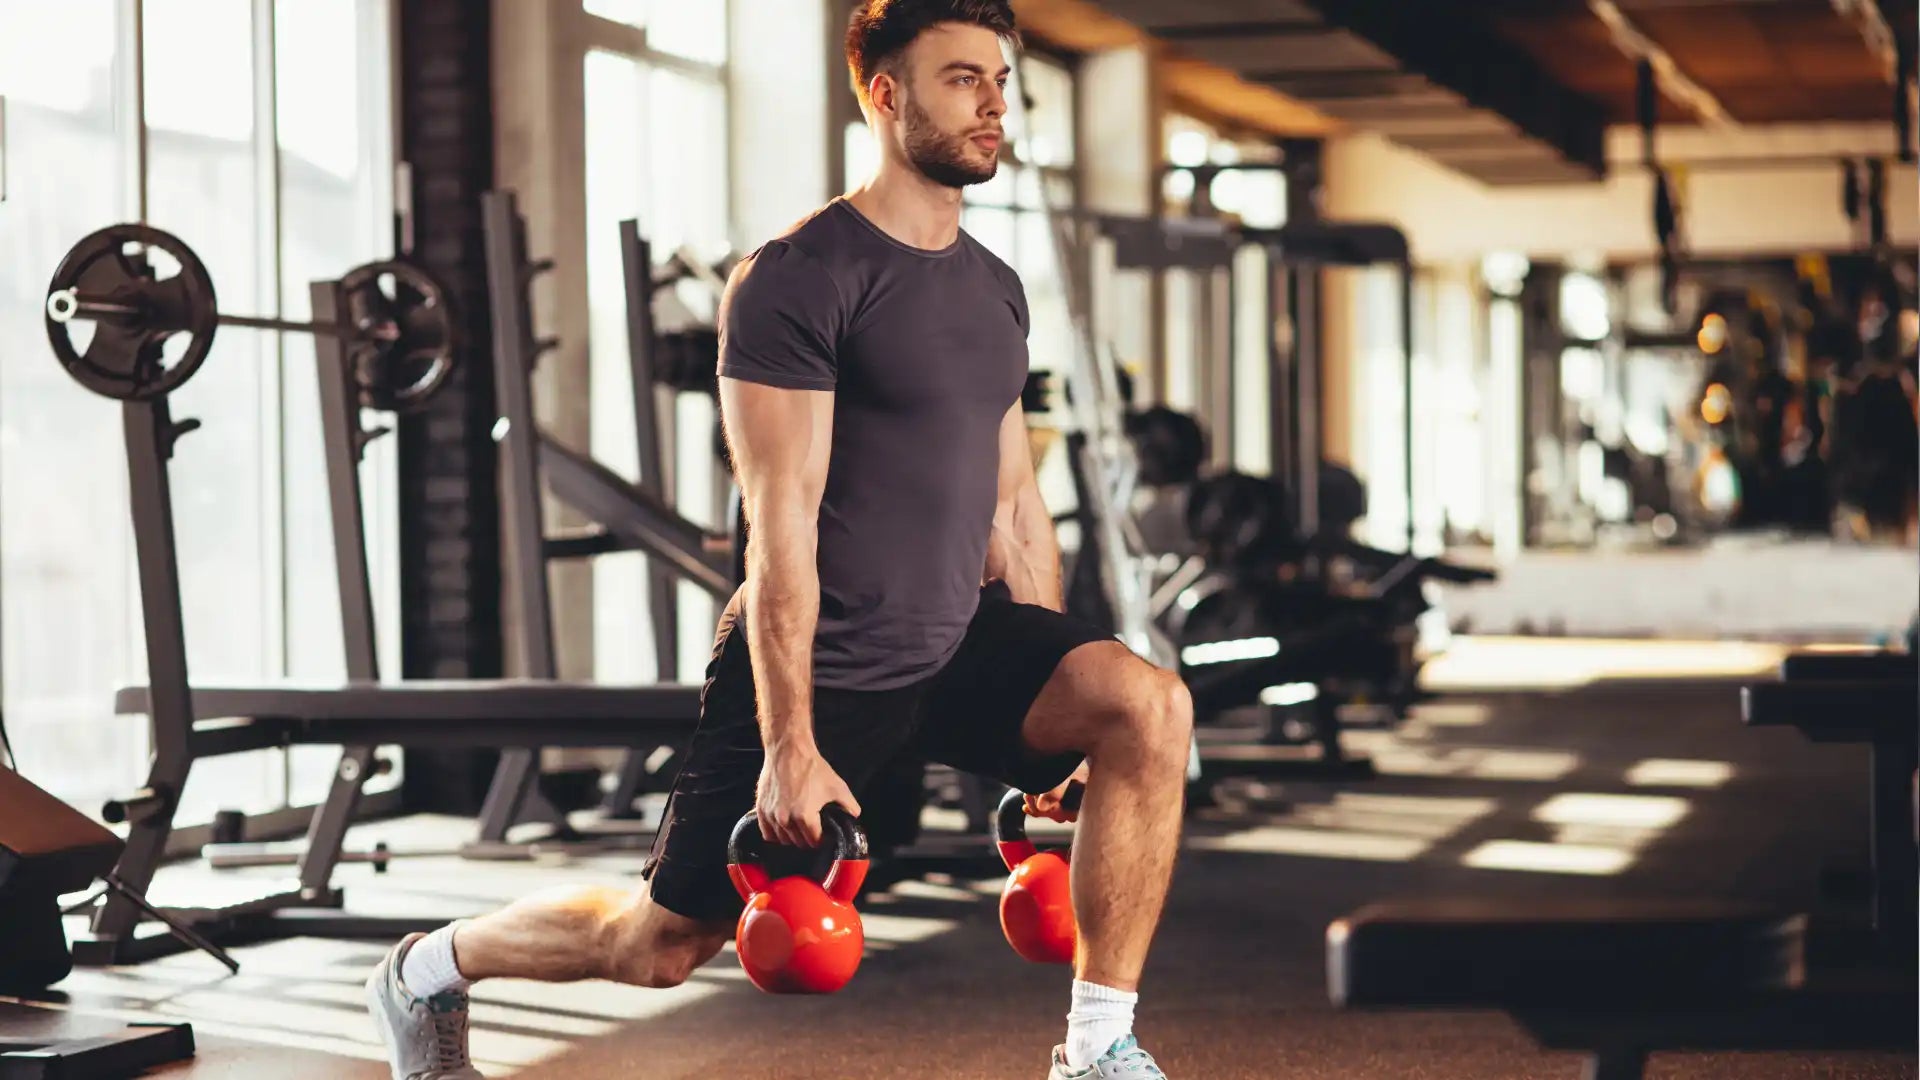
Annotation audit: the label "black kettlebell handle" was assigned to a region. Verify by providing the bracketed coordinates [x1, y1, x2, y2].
[992, 781, 1085, 868]
[727, 803, 869, 880]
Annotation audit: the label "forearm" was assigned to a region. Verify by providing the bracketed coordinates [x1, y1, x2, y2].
[743, 518, 821, 753]
[986, 488, 1064, 610]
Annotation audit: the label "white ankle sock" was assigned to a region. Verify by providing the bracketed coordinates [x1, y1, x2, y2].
[1065, 979, 1137, 1068]
[399, 923, 471, 998]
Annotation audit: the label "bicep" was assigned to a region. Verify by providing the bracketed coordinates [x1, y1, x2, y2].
[721, 378, 834, 530]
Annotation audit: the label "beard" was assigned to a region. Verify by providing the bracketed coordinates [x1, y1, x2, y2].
[902, 97, 998, 189]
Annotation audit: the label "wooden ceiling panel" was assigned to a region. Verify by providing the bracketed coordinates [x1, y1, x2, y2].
[1175, 30, 1400, 73]
[1486, 7, 1695, 122]
[1483, 0, 1899, 123]
[1093, 0, 1322, 30]
[1632, 7, 1786, 84]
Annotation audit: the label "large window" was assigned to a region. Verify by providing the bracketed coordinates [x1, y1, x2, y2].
[961, 54, 1077, 378]
[580, 2, 731, 684]
[0, 0, 398, 821]
[1160, 117, 1285, 471]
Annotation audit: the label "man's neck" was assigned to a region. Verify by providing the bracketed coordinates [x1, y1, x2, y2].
[846, 161, 966, 251]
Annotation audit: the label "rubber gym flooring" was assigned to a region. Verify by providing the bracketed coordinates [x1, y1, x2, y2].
[19, 640, 1917, 1078]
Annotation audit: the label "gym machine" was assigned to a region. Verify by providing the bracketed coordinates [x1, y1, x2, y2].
[474, 191, 738, 847]
[1076, 212, 1494, 782]
[38, 224, 703, 966]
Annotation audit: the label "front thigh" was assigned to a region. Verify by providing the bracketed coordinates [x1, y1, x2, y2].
[1020, 640, 1171, 757]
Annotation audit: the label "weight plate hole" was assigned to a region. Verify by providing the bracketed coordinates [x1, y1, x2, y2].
[157, 334, 193, 373]
[127, 240, 183, 282]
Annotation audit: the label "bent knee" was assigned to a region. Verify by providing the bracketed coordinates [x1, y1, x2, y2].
[1105, 667, 1192, 759]
[602, 897, 731, 988]
[630, 935, 722, 989]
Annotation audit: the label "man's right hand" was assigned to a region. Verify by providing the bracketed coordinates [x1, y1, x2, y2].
[756, 742, 862, 849]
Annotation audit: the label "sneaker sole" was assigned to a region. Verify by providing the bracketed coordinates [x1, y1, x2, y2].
[364, 967, 412, 1080]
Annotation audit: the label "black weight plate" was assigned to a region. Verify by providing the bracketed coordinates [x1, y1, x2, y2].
[1186, 471, 1294, 567]
[1126, 406, 1207, 487]
[340, 260, 457, 413]
[44, 224, 218, 400]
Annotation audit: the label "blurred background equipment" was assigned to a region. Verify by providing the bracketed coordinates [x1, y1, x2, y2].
[0, 0, 1913, 1076]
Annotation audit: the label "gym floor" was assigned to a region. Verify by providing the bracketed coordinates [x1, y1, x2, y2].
[24, 642, 1914, 1079]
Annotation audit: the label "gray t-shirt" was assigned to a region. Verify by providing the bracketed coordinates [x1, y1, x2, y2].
[718, 197, 1030, 692]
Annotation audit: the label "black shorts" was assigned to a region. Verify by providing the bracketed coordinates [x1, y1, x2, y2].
[641, 580, 1113, 923]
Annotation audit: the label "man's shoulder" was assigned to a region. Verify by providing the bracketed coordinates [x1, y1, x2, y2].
[961, 231, 1023, 295]
[757, 200, 861, 266]
[729, 203, 858, 296]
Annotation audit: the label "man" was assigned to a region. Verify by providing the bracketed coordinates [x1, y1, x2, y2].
[365, 3, 1191, 1077]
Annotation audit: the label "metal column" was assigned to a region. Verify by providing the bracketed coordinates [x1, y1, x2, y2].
[297, 279, 384, 896]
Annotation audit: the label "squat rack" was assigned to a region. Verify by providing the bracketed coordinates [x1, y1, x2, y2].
[77, 256, 701, 966]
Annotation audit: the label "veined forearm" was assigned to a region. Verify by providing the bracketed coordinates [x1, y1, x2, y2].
[743, 525, 820, 752]
[986, 488, 1064, 610]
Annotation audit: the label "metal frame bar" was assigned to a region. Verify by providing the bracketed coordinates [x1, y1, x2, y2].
[1399, 263, 1416, 551]
[479, 193, 732, 834]
[87, 385, 194, 948]
[620, 220, 681, 682]
[538, 437, 733, 596]
[298, 279, 383, 896]
[477, 190, 562, 842]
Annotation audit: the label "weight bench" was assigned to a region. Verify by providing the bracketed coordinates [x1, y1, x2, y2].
[1327, 898, 1915, 1080]
[76, 680, 701, 966]
[1741, 651, 1917, 955]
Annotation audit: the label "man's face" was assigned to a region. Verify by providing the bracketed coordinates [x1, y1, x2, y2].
[884, 23, 1009, 188]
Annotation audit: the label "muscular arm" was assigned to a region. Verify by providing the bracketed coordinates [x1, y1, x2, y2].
[720, 377, 835, 753]
[984, 400, 1064, 610]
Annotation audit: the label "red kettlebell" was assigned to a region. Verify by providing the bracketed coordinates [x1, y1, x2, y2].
[726, 803, 869, 994]
[992, 782, 1084, 964]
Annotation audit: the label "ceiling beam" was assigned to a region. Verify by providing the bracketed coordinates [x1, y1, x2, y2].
[1832, 0, 1901, 83]
[1586, 0, 1736, 126]
[1295, 0, 1609, 178]
[1148, 20, 1326, 40]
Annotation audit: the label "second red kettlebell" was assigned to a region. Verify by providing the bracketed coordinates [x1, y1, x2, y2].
[727, 804, 869, 994]
[992, 782, 1084, 965]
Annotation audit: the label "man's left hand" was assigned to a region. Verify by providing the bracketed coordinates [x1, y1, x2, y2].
[1023, 759, 1092, 824]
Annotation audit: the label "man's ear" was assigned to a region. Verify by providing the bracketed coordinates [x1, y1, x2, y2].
[869, 71, 898, 120]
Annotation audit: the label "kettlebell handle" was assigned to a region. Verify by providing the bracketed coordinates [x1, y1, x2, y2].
[992, 781, 1085, 871]
[727, 803, 870, 902]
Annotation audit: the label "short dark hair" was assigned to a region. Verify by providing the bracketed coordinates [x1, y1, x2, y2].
[845, 0, 1019, 105]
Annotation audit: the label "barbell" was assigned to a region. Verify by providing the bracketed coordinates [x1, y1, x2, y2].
[43, 223, 456, 412]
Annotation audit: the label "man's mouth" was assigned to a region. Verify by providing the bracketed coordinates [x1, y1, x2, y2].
[970, 132, 1002, 151]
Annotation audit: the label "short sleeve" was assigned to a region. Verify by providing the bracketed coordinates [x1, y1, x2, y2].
[716, 242, 843, 391]
[985, 252, 1029, 337]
